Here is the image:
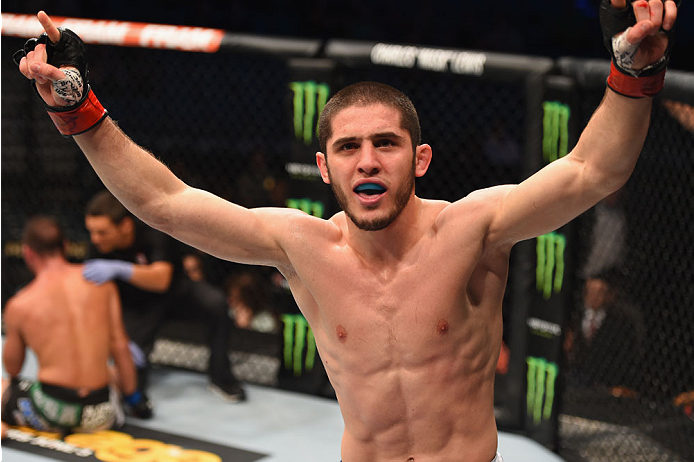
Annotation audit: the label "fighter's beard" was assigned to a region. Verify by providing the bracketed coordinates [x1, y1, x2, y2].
[328, 167, 415, 232]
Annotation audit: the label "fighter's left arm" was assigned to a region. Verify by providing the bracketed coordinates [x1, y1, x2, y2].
[105, 283, 137, 395]
[2, 299, 27, 378]
[484, 0, 678, 249]
[486, 91, 649, 247]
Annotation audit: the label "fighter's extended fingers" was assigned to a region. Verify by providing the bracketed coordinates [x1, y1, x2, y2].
[610, 0, 627, 9]
[24, 49, 39, 80]
[28, 61, 66, 83]
[37, 10, 61, 43]
[625, 19, 655, 43]
[632, 0, 651, 22]
[18, 55, 30, 79]
[23, 50, 48, 84]
[24, 44, 47, 80]
[663, 0, 678, 30]
[648, 0, 664, 32]
[33, 43, 48, 63]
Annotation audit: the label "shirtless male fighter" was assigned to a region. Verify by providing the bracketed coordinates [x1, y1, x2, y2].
[2, 216, 146, 436]
[14, 1, 678, 459]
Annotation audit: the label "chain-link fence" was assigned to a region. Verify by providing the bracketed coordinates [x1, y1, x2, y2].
[2, 19, 693, 461]
[556, 60, 694, 462]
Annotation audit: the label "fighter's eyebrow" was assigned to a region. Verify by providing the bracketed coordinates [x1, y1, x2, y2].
[331, 132, 405, 149]
[332, 136, 358, 149]
[370, 131, 404, 141]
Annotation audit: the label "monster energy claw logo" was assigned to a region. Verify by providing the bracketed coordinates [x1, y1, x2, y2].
[290, 81, 330, 145]
[282, 314, 317, 376]
[286, 198, 324, 218]
[536, 231, 565, 300]
[542, 101, 570, 163]
[526, 356, 558, 425]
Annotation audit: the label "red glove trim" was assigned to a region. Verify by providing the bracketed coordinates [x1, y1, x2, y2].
[606, 62, 665, 98]
[46, 88, 108, 136]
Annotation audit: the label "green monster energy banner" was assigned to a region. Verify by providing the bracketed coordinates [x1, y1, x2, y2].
[286, 198, 324, 218]
[536, 232, 566, 300]
[536, 100, 570, 302]
[279, 67, 335, 398]
[515, 94, 575, 447]
[281, 314, 317, 377]
[526, 356, 559, 425]
[290, 81, 330, 146]
[285, 73, 336, 219]
[542, 101, 570, 163]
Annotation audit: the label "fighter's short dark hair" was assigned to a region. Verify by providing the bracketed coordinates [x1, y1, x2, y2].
[317, 81, 421, 154]
[22, 216, 65, 256]
[85, 190, 131, 224]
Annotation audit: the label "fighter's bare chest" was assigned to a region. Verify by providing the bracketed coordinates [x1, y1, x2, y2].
[304, 250, 475, 337]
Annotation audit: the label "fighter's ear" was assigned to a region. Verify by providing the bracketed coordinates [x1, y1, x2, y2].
[21, 244, 38, 269]
[119, 216, 135, 234]
[21, 244, 33, 260]
[316, 152, 331, 184]
[415, 144, 432, 178]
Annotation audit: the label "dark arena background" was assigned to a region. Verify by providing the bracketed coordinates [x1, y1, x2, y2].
[2, 2, 693, 461]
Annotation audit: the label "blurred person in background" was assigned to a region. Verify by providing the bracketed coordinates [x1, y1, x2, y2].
[565, 188, 644, 396]
[2, 216, 148, 438]
[225, 271, 279, 333]
[182, 250, 207, 282]
[566, 267, 645, 396]
[83, 190, 246, 403]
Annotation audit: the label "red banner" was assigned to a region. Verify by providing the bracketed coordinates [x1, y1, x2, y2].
[1, 13, 224, 53]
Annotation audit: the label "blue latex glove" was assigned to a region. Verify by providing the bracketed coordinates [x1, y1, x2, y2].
[82, 259, 133, 284]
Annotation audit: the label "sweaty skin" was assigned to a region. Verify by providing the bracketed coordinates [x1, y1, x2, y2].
[282, 197, 507, 462]
[67, 93, 649, 461]
[63, 95, 650, 461]
[274, 105, 509, 460]
[2, 263, 134, 396]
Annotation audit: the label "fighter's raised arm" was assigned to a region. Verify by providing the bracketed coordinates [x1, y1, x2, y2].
[15, 12, 306, 269]
[479, 0, 679, 249]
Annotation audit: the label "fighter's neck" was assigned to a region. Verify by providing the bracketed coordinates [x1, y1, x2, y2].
[35, 255, 70, 274]
[347, 195, 427, 262]
[120, 228, 136, 249]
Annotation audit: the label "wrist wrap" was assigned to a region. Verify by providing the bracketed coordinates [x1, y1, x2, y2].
[606, 62, 667, 98]
[47, 86, 108, 136]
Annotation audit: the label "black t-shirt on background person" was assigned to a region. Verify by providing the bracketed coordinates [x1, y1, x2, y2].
[87, 219, 242, 400]
[88, 220, 183, 310]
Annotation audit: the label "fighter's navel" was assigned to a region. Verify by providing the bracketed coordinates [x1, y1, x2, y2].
[336, 325, 348, 342]
[436, 319, 449, 336]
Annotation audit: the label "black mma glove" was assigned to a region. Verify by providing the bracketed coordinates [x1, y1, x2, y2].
[13, 27, 107, 136]
[599, 0, 680, 97]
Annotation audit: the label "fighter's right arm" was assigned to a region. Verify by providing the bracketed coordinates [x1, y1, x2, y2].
[18, 12, 298, 269]
[74, 120, 297, 267]
[2, 299, 26, 378]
